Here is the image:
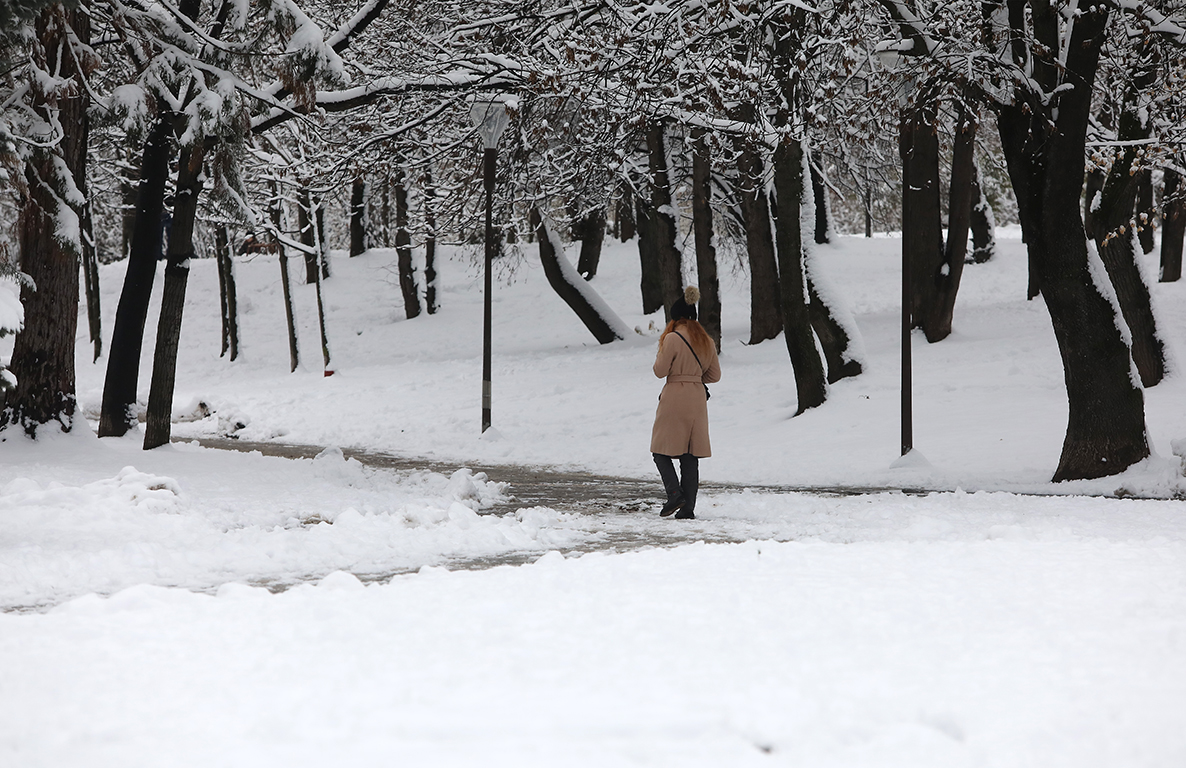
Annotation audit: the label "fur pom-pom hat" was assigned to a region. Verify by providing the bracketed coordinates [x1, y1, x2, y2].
[671, 285, 700, 321]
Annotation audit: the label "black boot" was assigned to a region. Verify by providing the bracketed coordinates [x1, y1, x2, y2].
[653, 453, 684, 516]
[674, 454, 698, 519]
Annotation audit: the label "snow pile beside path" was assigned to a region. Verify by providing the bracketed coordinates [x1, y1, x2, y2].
[0, 441, 588, 610]
[2, 536, 1183, 766]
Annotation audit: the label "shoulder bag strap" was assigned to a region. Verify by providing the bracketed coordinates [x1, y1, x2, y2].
[673, 331, 705, 374]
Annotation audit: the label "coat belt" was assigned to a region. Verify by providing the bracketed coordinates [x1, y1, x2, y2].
[667, 375, 703, 384]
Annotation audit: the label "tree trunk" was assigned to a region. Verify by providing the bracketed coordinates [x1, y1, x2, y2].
[899, 99, 946, 340]
[298, 186, 327, 282]
[99, 116, 172, 437]
[349, 175, 368, 256]
[806, 270, 863, 384]
[574, 207, 606, 280]
[737, 143, 782, 344]
[424, 171, 438, 314]
[968, 161, 996, 263]
[809, 158, 830, 244]
[635, 194, 664, 315]
[918, 108, 976, 342]
[645, 122, 684, 319]
[120, 154, 138, 261]
[215, 224, 239, 361]
[690, 129, 722, 351]
[1161, 166, 1183, 282]
[380, 177, 391, 247]
[216, 223, 229, 357]
[616, 187, 636, 242]
[1083, 65, 1166, 388]
[772, 138, 827, 415]
[81, 199, 102, 362]
[996, 5, 1148, 481]
[531, 208, 625, 344]
[311, 199, 332, 371]
[1136, 169, 1155, 255]
[270, 184, 299, 372]
[144, 141, 205, 450]
[394, 168, 421, 319]
[3, 7, 89, 435]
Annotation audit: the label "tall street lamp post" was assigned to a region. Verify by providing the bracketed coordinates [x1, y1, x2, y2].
[469, 97, 510, 433]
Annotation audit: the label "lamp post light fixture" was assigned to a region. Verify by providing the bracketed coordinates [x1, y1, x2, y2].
[469, 96, 510, 433]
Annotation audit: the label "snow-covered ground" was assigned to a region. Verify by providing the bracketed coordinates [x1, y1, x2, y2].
[1, 231, 1184, 765]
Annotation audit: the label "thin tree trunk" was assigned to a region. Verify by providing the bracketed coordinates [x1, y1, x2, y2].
[311, 198, 332, 371]
[1161, 166, 1184, 282]
[349, 175, 367, 256]
[863, 163, 873, 238]
[810, 159, 830, 244]
[3, 5, 88, 435]
[531, 208, 624, 344]
[737, 143, 782, 344]
[645, 122, 684, 319]
[120, 154, 138, 261]
[616, 187, 636, 242]
[216, 223, 229, 357]
[968, 161, 996, 263]
[99, 116, 172, 437]
[690, 128, 722, 351]
[271, 183, 299, 372]
[772, 138, 827, 415]
[394, 168, 421, 319]
[381, 177, 391, 248]
[574, 207, 606, 280]
[1136, 168, 1155, 255]
[424, 171, 439, 313]
[81, 199, 102, 362]
[144, 140, 206, 450]
[215, 224, 239, 360]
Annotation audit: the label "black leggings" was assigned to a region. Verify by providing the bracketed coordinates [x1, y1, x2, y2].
[653, 453, 699, 514]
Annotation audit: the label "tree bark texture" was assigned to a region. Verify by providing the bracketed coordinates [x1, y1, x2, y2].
[809, 159, 830, 244]
[394, 168, 421, 319]
[4, 9, 89, 435]
[898, 100, 947, 341]
[99, 116, 172, 437]
[349, 175, 367, 257]
[1136, 169, 1155, 255]
[737, 143, 782, 344]
[144, 141, 205, 450]
[645, 122, 684, 319]
[574, 207, 606, 280]
[690, 129, 722, 351]
[615, 188, 636, 242]
[996, 4, 1148, 481]
[311, 201, 332, 370]
[772, 139, 827, 415]
[1161, 166, 1184, 282]
[531, 209, 623, 344]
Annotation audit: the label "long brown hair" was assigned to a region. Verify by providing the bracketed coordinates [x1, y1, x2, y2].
[659, 318, 714, 360]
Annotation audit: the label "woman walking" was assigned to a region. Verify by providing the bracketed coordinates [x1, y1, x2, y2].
[651, 286, 721, 519]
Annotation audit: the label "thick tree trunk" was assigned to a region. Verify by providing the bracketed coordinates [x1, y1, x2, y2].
[737, 143, 782, 344]
[215, 225, 239, 361]
[120, 155, 138, 261]
[996, 5, 1148, 481]
[645, 122, 684, 319]
[1083, 72, 1165, 388]
[349, 175, 367, 257]
[806, 271, 863, 384]
[424, 172, 438, 314]
[635, 194, 664, 315]
[270, 185, 299, 372]
[99, 116, 172, 437]
[1161, 166, 1184, 282]
[690, 129, 722, 351]
[394, 168, 421, 319]
[531, 208, 625, 344]
[898, 100, 946, 339]
[772, 139, 827, 415]
[81, 199, 102, 362]
[574, 207, 606, 280]
[144, 142, 205, 450]
[968, 161, 996, 263]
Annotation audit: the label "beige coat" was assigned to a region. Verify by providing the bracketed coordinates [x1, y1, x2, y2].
[650, 328, 721, 457]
